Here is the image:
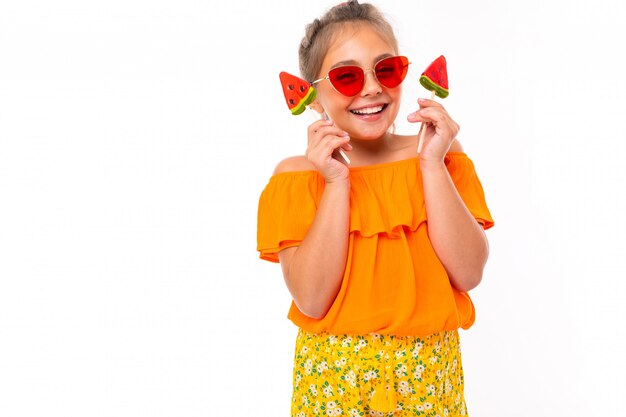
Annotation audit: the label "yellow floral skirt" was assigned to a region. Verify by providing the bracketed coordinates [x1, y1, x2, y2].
[291, 328, 468, 417]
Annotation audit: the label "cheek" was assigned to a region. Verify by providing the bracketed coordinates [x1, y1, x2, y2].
[315, 88, 337, 110]
[386, 90, 403, 113]
[390, 87, 403, 101]
[319, 94, 352, 115]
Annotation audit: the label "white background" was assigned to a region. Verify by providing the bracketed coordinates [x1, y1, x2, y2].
[1, 0, 625, 416]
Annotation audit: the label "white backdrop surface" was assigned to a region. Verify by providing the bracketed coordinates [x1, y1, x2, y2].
[1, 0, 625, 416]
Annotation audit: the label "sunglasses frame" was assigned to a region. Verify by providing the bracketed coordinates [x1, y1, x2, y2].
[311, 55, 411, 97]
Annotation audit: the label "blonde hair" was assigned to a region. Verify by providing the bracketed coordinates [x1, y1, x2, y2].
[298, 1, 399, 82]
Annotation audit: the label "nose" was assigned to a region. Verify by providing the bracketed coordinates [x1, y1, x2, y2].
[360, 69, 382, 96]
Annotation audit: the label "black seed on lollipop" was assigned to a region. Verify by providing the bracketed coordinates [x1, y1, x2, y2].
[289, 99, 295, 104]
[300, 85, 305, 92]
[288, 84, 294, 90]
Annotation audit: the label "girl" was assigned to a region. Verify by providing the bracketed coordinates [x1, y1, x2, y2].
[257, 1, 494, 416]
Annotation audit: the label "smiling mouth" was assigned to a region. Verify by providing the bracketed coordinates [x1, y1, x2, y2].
[350, 104, 388, 115]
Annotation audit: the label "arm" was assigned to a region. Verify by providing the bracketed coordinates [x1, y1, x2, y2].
[421, 141, 490, 292]
[275, 163, 351, 319]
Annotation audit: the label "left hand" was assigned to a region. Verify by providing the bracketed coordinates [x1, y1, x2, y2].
[407, 98, 460, 162]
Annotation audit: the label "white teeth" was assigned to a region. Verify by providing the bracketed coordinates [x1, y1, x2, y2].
[351, 105, 384, 115]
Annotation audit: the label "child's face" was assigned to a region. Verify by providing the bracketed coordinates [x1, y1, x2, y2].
[314, 23, 402, 141]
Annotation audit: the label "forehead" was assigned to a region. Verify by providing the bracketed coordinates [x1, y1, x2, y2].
[322, 23, 396, 69]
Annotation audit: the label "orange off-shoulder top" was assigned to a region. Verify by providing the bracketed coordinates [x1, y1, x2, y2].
[256, 152, 494, 336]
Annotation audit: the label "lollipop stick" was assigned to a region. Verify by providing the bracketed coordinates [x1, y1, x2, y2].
[417, 90, 437, 155]
[307, 108, 351, 164]
[337, 143, 351, 165]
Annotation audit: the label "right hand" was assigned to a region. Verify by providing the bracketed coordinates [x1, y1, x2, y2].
[306, 119, 352, 183]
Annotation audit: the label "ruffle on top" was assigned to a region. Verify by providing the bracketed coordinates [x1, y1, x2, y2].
[256, 152, 494, 336]
[257, 153, 493, 262]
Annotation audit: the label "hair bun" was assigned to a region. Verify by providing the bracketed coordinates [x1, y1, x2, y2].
[333, 0, 359, 9]
[298, 1, 398, 83]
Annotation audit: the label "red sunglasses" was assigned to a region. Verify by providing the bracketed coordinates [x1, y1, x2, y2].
[311, 55, 410, 97]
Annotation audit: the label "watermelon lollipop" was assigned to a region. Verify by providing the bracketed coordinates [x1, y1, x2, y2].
[419, 55, 449, 98]
[279, 72, 317, 115]
[417, 55, 449, 154]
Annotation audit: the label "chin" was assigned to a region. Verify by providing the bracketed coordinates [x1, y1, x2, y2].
[346, 117, 395, 140]
[351, 127, 389, 140]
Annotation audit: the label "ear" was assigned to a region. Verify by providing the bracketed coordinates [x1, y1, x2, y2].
[308, 99, 325, 115]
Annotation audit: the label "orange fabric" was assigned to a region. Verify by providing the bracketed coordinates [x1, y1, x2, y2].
[256, 152, 494, 336]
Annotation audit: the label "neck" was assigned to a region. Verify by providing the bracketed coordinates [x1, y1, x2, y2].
[345, 132, 418, 166]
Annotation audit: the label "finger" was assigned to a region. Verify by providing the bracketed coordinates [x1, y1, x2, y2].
[407, 111, 428, 123]
[419, 112, 459, 141]
[308, 121, 349, 143]
[308, 124, 348, 147]
[430, 111, 459, 136]
[311, 139, 351, 163]
[308, 119, 334, 136]
[308, 119, 338, 143]
[420, 107, 449, 124]
[408, 107, 449, 124]
[312, 135, 351, 155]
[326, 135, 351, 151]
[315, 125, 350, 139]
[417, 97, 444, 108]
[407, 109, 435, 123]
[310, 130, 350, 151]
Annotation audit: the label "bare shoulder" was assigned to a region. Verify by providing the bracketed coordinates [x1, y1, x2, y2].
[448, 138, 464, 153]
[273, 155, 316, 175]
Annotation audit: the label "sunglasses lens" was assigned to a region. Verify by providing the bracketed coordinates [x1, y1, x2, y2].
[328, 66, 364, 96]
[325, 57, 409, 96]
[375, 56, 409, 89]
